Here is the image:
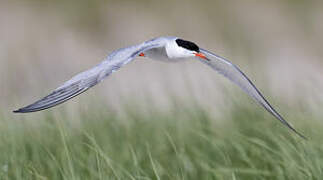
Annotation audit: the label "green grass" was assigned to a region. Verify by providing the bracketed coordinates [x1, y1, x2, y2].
[0, 102, 322, 180]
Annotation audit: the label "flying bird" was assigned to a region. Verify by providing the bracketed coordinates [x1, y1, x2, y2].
[13, 36, 306, 139]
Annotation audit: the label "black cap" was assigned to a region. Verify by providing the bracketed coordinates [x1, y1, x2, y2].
[175, 39, 199, 52]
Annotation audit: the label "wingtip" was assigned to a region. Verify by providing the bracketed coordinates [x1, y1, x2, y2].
[288, 125, 308, 140]
[297, 132, 308, 141]
[13, 109, 23, 113]
[13, 108, 31, 113]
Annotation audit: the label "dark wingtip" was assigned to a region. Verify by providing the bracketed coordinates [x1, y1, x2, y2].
[13, 108, 26, 113]
[296, 131, 308, 140]
[13, 107, 35, 113]
[13, 109, 21, 113]
[302, 136, 308, 141]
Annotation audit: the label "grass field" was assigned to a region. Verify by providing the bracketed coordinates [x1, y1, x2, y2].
[1, 100, 321, 180]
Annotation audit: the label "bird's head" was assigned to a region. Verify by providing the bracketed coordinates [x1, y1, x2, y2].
[175, 39, 203, 57]
[168, 38, 207, 60]
[139, 38, 207, 60]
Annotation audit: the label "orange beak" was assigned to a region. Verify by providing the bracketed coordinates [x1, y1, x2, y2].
[139, 53, 145, 57]
[194, 52, 207, 60]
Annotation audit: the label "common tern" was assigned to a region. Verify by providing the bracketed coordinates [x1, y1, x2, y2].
[13, 36, 306, 139]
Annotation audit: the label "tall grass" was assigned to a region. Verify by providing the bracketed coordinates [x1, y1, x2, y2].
[0, 101, 321, 180]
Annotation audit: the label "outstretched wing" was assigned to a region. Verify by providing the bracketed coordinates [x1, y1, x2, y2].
[13, 42, 162, 113]
[197, 48, 306, 139]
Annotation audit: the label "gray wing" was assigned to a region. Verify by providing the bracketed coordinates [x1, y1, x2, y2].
[13, 42, 163, 113]
[197, 48, 306, 139]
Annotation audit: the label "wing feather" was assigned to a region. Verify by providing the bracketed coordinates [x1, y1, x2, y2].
[13, 42, 163, 113]
[198, 48, 306, 139]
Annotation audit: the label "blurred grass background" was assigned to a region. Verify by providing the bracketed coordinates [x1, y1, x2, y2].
[1, 0, 323, 179]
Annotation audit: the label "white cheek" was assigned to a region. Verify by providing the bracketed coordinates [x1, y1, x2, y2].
[166, 43, 194, 59]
